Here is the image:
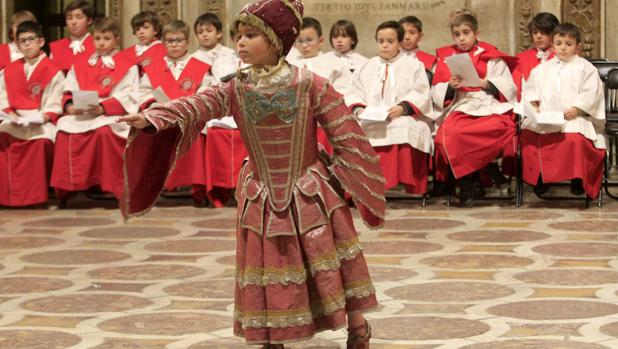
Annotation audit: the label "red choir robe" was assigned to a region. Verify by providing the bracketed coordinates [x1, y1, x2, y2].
[512, 47, 555, 100]
[140, 54, 211, 204]
[431, 42, 518, 181]
[0, 54, 64, 206]
[415, 49, 437, 71]
[0, 42, 23, 71]
[49, 33, 95, 74]
[122, 62, 384, 344]
[520, 55, 606, 198]
[116, 40, 166, 75]
[51, 53, 139, 200]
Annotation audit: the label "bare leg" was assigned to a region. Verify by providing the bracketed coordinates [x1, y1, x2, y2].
[346, 311, 371, 349]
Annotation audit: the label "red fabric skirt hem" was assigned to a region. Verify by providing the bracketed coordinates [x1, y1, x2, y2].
[375, 144, 428, 194]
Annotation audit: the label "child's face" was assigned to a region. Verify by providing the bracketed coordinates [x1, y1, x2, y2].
[531, 29, 552, 51]
[65, 9, 92, 38]
[331, 33, 353, 54]
[553, 33, 579, 61]
[377, 28, 400, 60]
[236, 23, 279, 66]
[17, 32, 44, 60]
[401, 23, 423, 52]
[295, 27, 323, 58]
[196, 24, 221, 50]
[451, 24, 478, 52]
[93, 30, 118, 56]
[135, 22, 158, 45]
[164, 32, 188, 60]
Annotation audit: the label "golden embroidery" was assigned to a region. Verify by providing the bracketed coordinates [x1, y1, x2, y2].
[236, 265, 307, 287]
[330, 132, 370, 143]
[332, 158, 386, 183]
[332, 144, 381, 163]
[344, 278, 376, 299]
[321, 113, 356, 130]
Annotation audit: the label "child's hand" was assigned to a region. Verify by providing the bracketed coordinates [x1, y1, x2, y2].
[42, 114, 50, 123]
[66, 105, 83, 115]
[7, 111, 19, 123]
[479, 79, 489, 90]
[117, 114, 151, 129]
[564, 107, 579, 120]
[387, 105, 404, 121]
[449, 75, 462, 89]
[86, 104, 104, 116]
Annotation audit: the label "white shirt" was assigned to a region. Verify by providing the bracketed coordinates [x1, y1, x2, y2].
[286, 50, 352, 95]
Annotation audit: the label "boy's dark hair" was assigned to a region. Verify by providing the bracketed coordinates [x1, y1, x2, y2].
[162, 20, 190, 40]
[194, 13, 222, 33]
[449, 9, 478, 32]
[553, 22, 581, 44]
[8, 10, 36, 41]
[398, 15, 423, 32]
[375, 21, 404, 42]
[528, 12, 559, 35]
[301, 17, 322, 37]
[16, 21, 43, 39]
[131, 11, 162, 38]
[329, 20, 359, 49]
[65, 0, 94, 19]
[93, 17, 120, 37]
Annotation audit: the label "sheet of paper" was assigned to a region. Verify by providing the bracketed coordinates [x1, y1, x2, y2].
[359, 106, 389, 122]
[207, 116, 237, 129]
[0, 110, 13, 123]
[152, 86, 170, 103]
[444, 53, 482, 87]
[523, 98, 565, 126]
[16, 111, 45, 125]
[72, 90, 99, 110]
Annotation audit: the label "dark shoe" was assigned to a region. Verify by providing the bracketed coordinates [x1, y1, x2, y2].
[570, 179, 585, 196]
[533, 176, 550, 196]
[347, 320, 371, 349]
[429, 181, 449, 197]
[261, 345, 284, 349]
[458, 174, 475, 207]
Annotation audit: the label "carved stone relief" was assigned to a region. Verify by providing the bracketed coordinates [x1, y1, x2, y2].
[140, 0, 177, 25]
[516, 0, 540, 52]
[561, 0, 601, 58]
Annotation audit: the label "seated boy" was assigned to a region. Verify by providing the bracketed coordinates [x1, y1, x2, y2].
[0, 21, 64, 206]
[50, 0, 95, 73]
[347, 21, 433, 195]
[191, 13, 238, 83]
[51, 17, 139, 203]
[139, 20, 211, 205]
[115, 11, 166, 73]
[513, 12, 559, 96]
[398, 15, 436, 71]
[323, 19, 368, 73]
[0, 10, 37, 71]
[520, 23, 605, 198]
[432, 9, 518, 207]
[287, 17, 352, 95]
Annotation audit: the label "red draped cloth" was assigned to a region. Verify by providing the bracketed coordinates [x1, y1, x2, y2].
[375, 144, 428, 194]
[204, 128, 248, 207]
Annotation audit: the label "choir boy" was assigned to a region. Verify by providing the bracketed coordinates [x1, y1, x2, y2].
[398, 15, 436, 71]
[139, 20, 211, 205]
[50, 0, 95, 73]
[51, 17, 138, 203]
[0, 21, 64, 206]
[191, 13, 238, 83]
[432, 9, 518, 207]
[347, 21, 433, 195]
[520, 23, 605, 198]
[115, 11, 166, 73]
[0, 10, 37, 71]
[323, 19, 367, 73]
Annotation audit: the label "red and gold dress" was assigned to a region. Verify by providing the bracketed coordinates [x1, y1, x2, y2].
[122, 60, 385, 344]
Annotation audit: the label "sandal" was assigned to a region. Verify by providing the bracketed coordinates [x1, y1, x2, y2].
[346, 319, 371, 349]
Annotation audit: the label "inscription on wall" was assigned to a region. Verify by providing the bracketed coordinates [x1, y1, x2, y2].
[310, 1, 447, 14]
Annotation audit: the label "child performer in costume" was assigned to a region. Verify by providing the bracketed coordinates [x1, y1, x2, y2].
[520, 23, 605, 198]
[432, 9, 518, 207]
[119, 1, 384, 348]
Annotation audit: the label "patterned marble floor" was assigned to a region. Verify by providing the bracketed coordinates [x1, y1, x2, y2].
[1, 192, 618, 349]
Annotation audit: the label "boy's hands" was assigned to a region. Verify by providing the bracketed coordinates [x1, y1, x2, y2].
[117, 114, 151, 129]
[86, 104, 104, 117]
[449, 75, 462, 89]
[66, 105, 83, 115]
[564, 107, 579, 120]
[387, 105, 404, 121]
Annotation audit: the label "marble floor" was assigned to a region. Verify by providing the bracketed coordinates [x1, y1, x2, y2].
[1, 191, 618, 349]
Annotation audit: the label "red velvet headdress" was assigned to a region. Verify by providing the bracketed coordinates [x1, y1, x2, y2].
[234, 0, 303, 55]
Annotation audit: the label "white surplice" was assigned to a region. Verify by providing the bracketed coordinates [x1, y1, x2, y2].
[286, 50, 352, 95]
[522, 55, 606, 149]
[346, 52, 434, 153]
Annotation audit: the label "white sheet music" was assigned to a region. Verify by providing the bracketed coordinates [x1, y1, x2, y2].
[207, 116, 237, 129]
[523, 97, 565, 126]
[72, 90, 99, 110]
[0, 110, 44, 125]
[444, 53, 482, 87]
[358, 106, 389, 122]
